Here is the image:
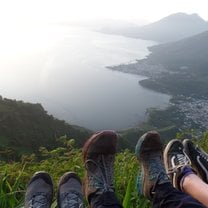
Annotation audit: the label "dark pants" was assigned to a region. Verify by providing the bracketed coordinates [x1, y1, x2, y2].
[152, 182, 206, 208]
[89, 192, 122, 208]
[90, 182, 206, 208]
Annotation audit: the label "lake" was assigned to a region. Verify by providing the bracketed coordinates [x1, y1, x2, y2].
[0, 25, 170, 130]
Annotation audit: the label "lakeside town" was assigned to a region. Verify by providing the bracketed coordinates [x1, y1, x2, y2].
[175, 96, 208, 131]
[107, 59, 169, 79]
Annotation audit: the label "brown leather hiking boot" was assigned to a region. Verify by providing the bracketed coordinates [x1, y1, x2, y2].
[82, 130, 118, 202]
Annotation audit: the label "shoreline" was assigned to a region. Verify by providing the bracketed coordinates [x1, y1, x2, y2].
[107, 58, 207, 135]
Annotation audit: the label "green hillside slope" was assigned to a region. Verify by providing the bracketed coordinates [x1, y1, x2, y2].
[0, 96, 91, 159]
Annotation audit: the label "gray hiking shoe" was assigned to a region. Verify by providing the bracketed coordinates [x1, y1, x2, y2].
[57, 172, 83, 208]
[82, 130, 117, 201]
[135, 131, 169, 200]
[164, 139, 192, 190]
[24, 171, 53, 208]
[183, 139, 208, 183]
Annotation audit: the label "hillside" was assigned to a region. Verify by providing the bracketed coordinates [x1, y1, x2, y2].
[101, 13, 208, 43]
[133, 13, 208, 42]
[148, 30, 208, 71]
[140, 30, 208, 98]
[0, 96, 91, 159]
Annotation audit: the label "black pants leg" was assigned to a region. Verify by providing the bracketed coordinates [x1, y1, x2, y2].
[152, 182, 206, 208]
[89, 182, 206, 208]
[89, 192, 123, 208]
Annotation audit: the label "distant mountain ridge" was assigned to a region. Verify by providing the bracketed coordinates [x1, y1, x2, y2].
[147, 30, 208, 72]
[133, 13, 208, 42]
[137, 29, 208, 97]
[100, 13, 208, 43]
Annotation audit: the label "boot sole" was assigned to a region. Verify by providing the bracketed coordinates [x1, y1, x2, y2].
[82, 130, 118, 161]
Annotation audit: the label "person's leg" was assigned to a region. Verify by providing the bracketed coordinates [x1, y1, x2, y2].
[24, 171, 53, 208]
[182, 173, 208, 207]
[164, 138, 208, 207]
[57, 172, 84, 208]
[136, 131, 205, 208]
[82, 130, 122, 208]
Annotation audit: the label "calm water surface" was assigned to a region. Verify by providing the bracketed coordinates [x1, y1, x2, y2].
[0, 25, 170, 130]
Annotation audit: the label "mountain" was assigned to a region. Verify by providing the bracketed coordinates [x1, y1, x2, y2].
[0, 96, 91, 159]
[134, 13, 208, 42]
[147, 30, 208, 72]
[136, 29, 208, 99]
[101, 13, 208, 43]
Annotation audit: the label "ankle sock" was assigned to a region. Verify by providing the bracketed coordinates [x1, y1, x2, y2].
[178, 166, 194, 191]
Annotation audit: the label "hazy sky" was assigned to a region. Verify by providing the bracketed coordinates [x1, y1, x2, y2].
[1, 0, 207, 60]
[0, 0, 208, 27]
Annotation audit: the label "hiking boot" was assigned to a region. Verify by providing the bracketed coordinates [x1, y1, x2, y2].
[24, 171, 53, 208]
[135, 131, 169, 200]
[57, 172, 83, 208]
[164, 139, 192, 190]
[82, 130, 117, 201]
[183, 139, 208, 183]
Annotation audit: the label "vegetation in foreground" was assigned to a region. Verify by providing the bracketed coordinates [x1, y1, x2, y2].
[1, 132, 208, 208]
[0, 144, 147, 208]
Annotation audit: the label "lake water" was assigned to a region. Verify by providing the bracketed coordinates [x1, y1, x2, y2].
[0, 25, 170, 130]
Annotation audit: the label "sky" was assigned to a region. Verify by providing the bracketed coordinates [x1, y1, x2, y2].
[0, 0, 208, 57]
[0, 0, 208, 27]
[1, 0, 207, 62]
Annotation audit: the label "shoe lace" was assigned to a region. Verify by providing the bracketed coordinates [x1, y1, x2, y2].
[60, 191, 83, 208]
[169, 150, 191, 173]
[85, 154, 114, 193]
[28, 192, 50, 208]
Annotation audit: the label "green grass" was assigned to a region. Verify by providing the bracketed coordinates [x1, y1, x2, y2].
[0, 147, 149, 208]
[1, 132, 208, 208]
